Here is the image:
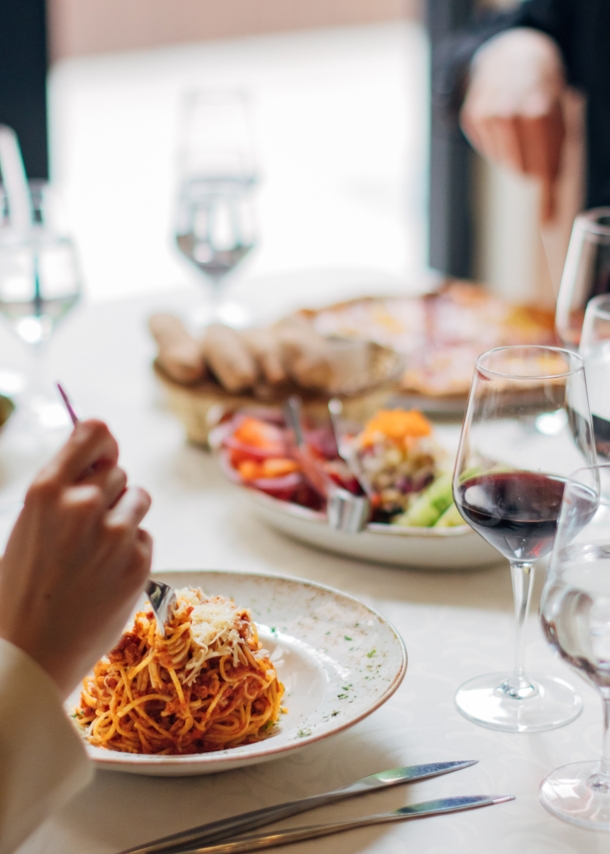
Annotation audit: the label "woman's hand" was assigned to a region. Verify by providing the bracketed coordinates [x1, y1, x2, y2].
[0, 420, 152, 698]
[460, 28, 566, 222]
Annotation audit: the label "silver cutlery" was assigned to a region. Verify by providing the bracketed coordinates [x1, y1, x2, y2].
[120, 761, 477, 854]
[56, 381, 79, 423]
[178, 795, 515, 854]
[56, 382, 177, 636]
[327, 397, 374, 500]
[284, 395, 370, 533]
[144, 579, 177, 638]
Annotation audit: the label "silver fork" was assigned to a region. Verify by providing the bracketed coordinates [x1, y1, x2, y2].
[145, 579, 177, 638]
[56, 382, 177, 636]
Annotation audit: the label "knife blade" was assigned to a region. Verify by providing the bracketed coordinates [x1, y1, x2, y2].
[120, 760, 477, 854]
[180, 795, 515, 854]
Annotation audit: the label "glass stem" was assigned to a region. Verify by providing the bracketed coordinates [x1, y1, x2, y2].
[503, 561, 536, 698]
[589, 694, 610, 792]
[29, 340, 48, 399]
[207, 274, 225, 321]
[602, 696, 610, 776]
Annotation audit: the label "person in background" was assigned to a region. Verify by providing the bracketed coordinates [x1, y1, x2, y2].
[0, 420, 152, 854]
[434, 0, 610, 222]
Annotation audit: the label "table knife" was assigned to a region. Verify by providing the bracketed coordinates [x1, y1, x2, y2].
[121, 760, 477, 854]
[181, 794, 515, 854]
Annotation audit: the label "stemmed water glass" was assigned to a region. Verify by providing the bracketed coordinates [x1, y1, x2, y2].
[556, 207, 610, 348]
[452, 345, 596, 731]
[0, 182, 82, 429]
[174, 90, 257, 329]
[539, 462, 610, 829]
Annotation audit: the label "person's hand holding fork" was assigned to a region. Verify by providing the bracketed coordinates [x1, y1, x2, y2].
[0, 419, 152, 697]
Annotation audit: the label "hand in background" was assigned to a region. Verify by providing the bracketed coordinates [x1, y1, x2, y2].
[460, 28, 566, 223]
[0, 420, 152, 698]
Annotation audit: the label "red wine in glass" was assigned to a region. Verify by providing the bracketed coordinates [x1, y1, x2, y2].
[455, 471, 566, 562]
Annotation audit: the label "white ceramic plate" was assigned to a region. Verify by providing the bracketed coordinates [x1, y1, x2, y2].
[68, 570, 406, 776]
[244, 490, 500, 570]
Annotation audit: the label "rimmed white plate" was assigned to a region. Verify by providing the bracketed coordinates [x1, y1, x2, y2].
[244, 491, 500, 570]
[68, 569, 406, 776]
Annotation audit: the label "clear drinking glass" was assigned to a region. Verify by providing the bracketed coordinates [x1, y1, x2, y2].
[539, 462, 610, 829]
[556, 207, 610, 348]
[579, 294, 610, 461]
[452, 345, 596, 731]
[0, 183, 82, 428]
[174, 90, 257, 328]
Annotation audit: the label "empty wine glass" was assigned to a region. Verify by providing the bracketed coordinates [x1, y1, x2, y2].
[174, 90, 257, 329]
[580, 294, 610, 461]
[539, 462, 610, 829]
[453, 345, 595, 731]
[556, 207, 610, 348]
[0, 182, 82, 429]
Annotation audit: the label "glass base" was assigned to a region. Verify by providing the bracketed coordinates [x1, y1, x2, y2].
[540, 761, 610, 829]
[455, 671, 582, 732]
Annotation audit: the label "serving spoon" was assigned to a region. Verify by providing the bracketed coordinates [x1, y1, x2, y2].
[56, 382, 176, 636]
[327, 397, 374, 500]
[284, 396, 370, 533]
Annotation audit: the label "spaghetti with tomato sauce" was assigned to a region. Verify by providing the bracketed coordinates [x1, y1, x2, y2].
[74, 589, 284, 754]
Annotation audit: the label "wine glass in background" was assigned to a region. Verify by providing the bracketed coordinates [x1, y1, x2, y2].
[539, 462, 610, 829]
[580, 293, 610, 461]
[0, 182, 82, 429]
[556, 207, 610, 348]
[453, 345, 596, 731]
[174, 90, 257, 329]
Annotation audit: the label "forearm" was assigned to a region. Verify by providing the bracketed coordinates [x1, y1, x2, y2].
[0, 639, 92, 854]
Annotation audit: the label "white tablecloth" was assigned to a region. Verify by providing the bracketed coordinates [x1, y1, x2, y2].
[1, 286, 607, 854]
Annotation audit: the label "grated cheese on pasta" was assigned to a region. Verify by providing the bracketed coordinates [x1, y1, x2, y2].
[167, 588, 253, 684]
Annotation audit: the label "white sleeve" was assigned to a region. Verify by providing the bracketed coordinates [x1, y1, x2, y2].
[0, 638, 93, 854]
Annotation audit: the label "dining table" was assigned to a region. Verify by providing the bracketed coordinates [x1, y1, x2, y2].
[0, 278, 607, 854]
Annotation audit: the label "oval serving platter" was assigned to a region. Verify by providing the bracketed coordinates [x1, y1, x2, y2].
[243, 490, 500, 570]
[67, 569, 407, 776]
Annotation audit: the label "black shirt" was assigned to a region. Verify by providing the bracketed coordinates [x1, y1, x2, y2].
[434, 0, 610, 208]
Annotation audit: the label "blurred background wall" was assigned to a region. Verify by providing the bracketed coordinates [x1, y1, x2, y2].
[47, 0, 419, 59]
[0, 0, 584, 306]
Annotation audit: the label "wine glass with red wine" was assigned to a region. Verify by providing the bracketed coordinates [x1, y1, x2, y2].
[453, 345, 596, 731]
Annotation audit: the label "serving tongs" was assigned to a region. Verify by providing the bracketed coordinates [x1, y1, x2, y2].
[284, 396, 370, 533]
[56, 382, 177, 637]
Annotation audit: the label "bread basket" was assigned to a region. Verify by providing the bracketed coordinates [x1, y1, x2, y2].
[154, 343, 403, 445]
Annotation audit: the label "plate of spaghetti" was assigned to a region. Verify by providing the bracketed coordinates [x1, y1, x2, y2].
[68, 570, 406, 776]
